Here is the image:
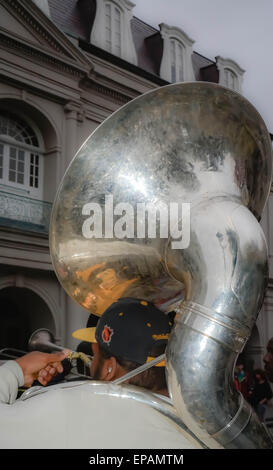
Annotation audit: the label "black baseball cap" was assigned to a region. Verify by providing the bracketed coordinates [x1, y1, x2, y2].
[72, 298, 173, 366]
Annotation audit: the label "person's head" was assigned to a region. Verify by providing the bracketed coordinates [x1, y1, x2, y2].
[253, 368, 267, 382]
[73, 298, 173, 393]
[263, 337, 273, 382]
[234, 355, 245, 374]
[235, 362, 244, 373]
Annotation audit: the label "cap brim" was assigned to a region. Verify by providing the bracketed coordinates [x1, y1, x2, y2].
[146, 356, 165, 367]
[72, 327, 97, 343]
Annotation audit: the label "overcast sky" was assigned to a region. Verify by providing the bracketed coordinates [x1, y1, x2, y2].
[133, 0, 273, 133]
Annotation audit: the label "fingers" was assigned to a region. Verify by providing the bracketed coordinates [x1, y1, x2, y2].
[37, 351, 70, 385]
[37, 365, 58, 386]
[37, 371, 49, 386]
[16, 350, 71, 388]
[37, 371, 50, 386]
[46, 365, 57, 375]
[51, 361, 64, 374]
[44, 349, 70, 364]
[36, 350, 71, 386]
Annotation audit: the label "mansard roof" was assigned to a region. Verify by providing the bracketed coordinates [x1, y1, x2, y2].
[48, 0, 218, 83]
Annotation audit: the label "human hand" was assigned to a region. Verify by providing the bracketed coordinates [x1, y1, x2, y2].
[16, 350, 70, 387]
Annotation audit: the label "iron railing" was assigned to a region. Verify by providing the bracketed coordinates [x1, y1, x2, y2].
[0, 190, 52, 234]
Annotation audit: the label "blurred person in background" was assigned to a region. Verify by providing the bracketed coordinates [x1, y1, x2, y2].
[248, 368, 273, 422]
[234, 357, 252, 401]
[264, 337, 273, 383]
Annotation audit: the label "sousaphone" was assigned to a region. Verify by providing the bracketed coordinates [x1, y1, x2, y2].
[49, 82, 273, 448]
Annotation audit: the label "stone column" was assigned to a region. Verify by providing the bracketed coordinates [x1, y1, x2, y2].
[63, 103, 88, 348]
[64, 102, 79, 170]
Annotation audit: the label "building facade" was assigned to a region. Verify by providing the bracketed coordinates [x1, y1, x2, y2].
[0, 0, 272, 366]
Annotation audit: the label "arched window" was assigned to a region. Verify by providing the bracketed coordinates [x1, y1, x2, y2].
[159, 24, 195, 83]
[224, 68, 238, 91]
[90, 0, 137, 64]
[105, 2, 122, 57]
[0, 112, 44, 199]
[170, 38, 184, 83]
[216, 57, 244, 93]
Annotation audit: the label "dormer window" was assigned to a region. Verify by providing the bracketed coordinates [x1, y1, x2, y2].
[159, 24, 195, 83]
[170, 39, 184, 82]
[105, 2, 122, 56]
[224, 68, 238, 91]
[91, 0, 137, 65]
[216, 57, 245, 93]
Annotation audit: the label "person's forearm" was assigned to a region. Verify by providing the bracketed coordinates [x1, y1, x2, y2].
[0, 361, 24, 404]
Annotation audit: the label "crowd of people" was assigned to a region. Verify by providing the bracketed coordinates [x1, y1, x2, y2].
[234, 351, 273, 423]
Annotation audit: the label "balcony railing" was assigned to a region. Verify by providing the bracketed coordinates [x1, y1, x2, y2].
[0, 190, 52, 235]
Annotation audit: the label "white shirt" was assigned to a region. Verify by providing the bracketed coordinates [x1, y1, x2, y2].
[0, 361, 24, 404]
